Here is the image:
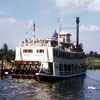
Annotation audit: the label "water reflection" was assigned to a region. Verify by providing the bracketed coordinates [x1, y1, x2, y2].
[0, 75, 85, 100]
[33, 75, 85, 100]
[0, 70, 100, 100]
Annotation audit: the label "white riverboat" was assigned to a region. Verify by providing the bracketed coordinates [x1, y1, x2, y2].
[12, 17, 86, 81]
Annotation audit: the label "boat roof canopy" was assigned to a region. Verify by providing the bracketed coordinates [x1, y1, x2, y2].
[59, 31, 72, 36]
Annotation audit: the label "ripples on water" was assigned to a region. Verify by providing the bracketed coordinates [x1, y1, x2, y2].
[0, 70, 100, 100]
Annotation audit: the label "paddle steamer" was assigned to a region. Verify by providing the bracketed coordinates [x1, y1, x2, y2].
[12, 17, 86, 80]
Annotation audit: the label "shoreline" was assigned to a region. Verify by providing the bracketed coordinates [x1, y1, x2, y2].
[86, 57, 100, 69]
[0, 60, 12, 71]
[0, 57, 100, 71]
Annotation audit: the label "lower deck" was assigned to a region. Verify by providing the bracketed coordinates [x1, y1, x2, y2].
[11, 61, 86, 81]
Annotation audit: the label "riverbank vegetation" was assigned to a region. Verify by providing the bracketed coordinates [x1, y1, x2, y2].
[0, 43, 15, 61]
[86, 51, 100, 69]
[0, 43, 15, 70]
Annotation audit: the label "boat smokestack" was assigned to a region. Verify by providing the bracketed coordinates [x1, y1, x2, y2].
[76, 17, 80, 48]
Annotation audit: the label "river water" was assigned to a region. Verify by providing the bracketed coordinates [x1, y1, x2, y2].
[0, 70, 100, 100]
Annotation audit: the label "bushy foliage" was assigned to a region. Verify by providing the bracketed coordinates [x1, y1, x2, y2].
[0, 43, 15, 61]
[86, 51, 100, 58]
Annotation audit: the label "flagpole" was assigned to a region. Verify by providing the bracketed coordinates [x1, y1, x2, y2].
[58, 18, 61, 47]
[33, 23, 35, 44]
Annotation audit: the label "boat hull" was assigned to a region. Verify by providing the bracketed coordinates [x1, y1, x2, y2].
[35, 71, 86, 81]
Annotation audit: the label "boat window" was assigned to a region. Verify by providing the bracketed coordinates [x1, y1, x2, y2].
[68, 53, 70, 58]
[28, 49, 33, 53]
[36, 49, 44, 53]
[59, 51, 61, 58]
[67, 53, 70, 59]
[54, 49, 59, 57]
[64, 52, 66, 58]
[72, 64, 74, 71]
[68, 64, 71, 71]
[64, 64, 67, 71]
[75, 65, 78, 70]
[23, 49, 27, 53]
[61, 51, 63, 58]
[58, 50, 60, 58]
[53, 49, 56, 56]
[23, 49, 33, 53]
[63, 52, 64, 58]
[36, 49, 39, 53]
[40, 49, 44, 53]
[55, 50, 57, 57]
[70, 53, 74, 59]
[59, 64, 63, 71]
[48, 63, 53, 74]
[56, 50, 58, 57]
[66, 53, 68, 58]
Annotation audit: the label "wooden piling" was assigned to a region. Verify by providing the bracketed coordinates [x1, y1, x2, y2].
[1, 57, 3, 80]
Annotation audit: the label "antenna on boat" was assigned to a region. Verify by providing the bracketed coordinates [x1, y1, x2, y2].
[33, 22, 35, 43]
[58, 18, 62, 47]
[25, 32, 28, 38]
[76, 17, 80, 48]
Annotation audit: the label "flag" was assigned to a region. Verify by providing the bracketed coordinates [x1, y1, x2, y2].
[33, 23, 35, 32]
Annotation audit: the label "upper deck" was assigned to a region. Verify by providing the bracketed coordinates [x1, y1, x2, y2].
[15, 31, 84, 64]
[19, 30, 83, 52]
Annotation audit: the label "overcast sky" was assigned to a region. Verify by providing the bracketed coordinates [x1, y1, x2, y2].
[0, 0, 100, 53]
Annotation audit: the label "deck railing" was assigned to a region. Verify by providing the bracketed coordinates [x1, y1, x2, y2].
[59, 70, 85, 76]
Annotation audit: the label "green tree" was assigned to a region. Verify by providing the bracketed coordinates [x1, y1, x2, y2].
[94, 52, 98, 57]
[0, 43, 15, 61]
[89, 51, 94, 57]
[8, 49, 15, 60]
[2, 43, 8, 54]
[52, 30, 58, 40]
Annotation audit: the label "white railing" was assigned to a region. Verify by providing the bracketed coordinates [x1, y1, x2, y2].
[59, 70, 85, 76]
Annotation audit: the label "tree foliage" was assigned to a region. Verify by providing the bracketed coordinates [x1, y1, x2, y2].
[86, 51, 100, 58]
[52, 30, 58, 40]
[0, 43, 15, 61]
[2, 43, 8, 54]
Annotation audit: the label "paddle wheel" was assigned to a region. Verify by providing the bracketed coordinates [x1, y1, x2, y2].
[12, 61, 41, 81]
